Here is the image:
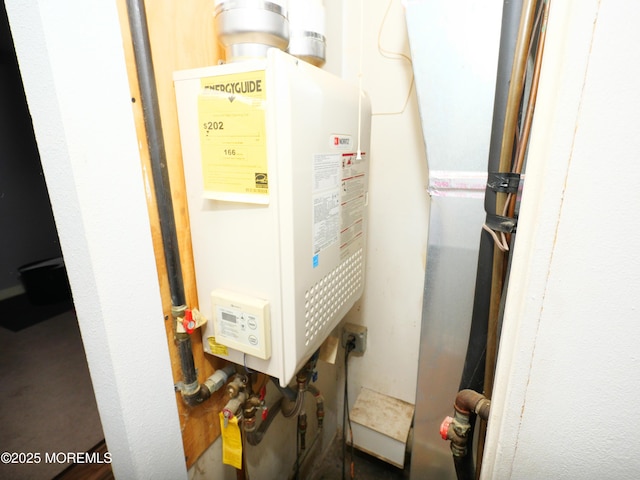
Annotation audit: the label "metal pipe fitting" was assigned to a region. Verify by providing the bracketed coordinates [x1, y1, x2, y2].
[243, 395, 263, 420]
[243, 415, 257, 434]
[454, 389, 491, 421]
[298, 412, 308, 451]
[223, 390, 248, 419]
[204, 365, 237, 395]
[245, 397, 282, 446]
[227, 374, 248, 398]
[307, 384, 324, 428]
[214, 0, 289, 62]
[441, 389, 491, 459]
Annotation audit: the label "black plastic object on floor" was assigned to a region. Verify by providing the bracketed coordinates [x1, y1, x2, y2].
[18, 257, 72, 306]
[0, 293, 74, 332]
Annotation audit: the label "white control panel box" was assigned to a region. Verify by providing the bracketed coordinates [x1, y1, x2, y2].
[173, 49, 371, 386]
[211, 289, 271, 360]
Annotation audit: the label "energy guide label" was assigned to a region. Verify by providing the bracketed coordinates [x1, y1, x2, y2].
[198, 70, 268, 199]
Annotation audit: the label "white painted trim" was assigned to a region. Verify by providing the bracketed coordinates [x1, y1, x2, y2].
[481, 1, 602, 478]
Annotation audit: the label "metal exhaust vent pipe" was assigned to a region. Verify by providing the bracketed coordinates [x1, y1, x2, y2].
[214, 0, 289, 62]
[287, 0, 326, 67]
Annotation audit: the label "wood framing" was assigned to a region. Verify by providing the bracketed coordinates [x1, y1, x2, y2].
[115, 0, 226, 467]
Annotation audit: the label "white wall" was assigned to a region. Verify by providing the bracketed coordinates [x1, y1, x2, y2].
[339, 0, 429, 406]
[483, 1, 640, 478]
[4, 1, 188, 479]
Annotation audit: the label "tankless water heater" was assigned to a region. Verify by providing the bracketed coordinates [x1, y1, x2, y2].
[173, 49, 371, 386]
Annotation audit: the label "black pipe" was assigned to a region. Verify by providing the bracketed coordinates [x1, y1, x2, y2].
[458, 231, 492, 394]
[178, 335, 212, 406]
[459, 0, 524, 399]
[454, 454, 475, 480]
[246, 397, 283, 446]
[459, 0, 525, 396]
[246, 380, 324, 449]
[177, 335, 198, 386]
[125, 0, 206, 405]
[125, 0, 185, 307]
[484, 0, 526, 214]
[453, 1, 524, 478]
[270, 376, 298, 402]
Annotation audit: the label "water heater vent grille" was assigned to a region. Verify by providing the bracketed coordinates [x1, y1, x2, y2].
[304, 248, 363, 345]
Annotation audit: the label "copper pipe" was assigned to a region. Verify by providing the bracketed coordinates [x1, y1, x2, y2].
[480, 1, 540, 477]
[508, 0, 551, 218]
[486, 0, 538, 407]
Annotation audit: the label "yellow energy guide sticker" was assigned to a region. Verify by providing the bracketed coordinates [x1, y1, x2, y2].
[198, 70, 268, 202]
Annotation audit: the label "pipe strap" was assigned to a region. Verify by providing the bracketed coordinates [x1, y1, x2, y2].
[485, 213, 517, 234]
[487, 172, 521, 193]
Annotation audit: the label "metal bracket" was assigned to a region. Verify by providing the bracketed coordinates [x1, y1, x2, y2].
[487, 172, 521, 193]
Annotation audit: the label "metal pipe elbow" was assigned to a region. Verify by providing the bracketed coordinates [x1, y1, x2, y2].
[181, 385, 211, 407]
[454, 389, 491, 421]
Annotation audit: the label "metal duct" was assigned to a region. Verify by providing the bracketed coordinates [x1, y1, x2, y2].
[214, 0, 289, 62]
[403, 1, 509, 478]
[287, 0, 326, 67]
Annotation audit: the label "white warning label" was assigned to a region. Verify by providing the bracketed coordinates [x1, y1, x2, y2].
[340, 152, 367, 260]
[312, 152, 367, 263]
[312, 153, 341, 255]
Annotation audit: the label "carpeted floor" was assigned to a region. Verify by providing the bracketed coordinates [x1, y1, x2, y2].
[0, 308, 105, 480]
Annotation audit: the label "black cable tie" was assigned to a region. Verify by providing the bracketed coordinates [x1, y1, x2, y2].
[485, 213, 517, 234]
[487, 172, 520, 193]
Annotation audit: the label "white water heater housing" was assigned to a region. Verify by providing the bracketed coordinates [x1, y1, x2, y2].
[173, 49, 371, 386]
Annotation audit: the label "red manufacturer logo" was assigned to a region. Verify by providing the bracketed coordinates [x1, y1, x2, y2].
[334, 137, 339, 145]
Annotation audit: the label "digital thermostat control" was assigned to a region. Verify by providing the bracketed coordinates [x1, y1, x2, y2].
[211, 289, 271, 359]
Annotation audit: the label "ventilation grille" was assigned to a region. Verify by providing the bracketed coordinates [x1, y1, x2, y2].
[304, 248, 363, 345]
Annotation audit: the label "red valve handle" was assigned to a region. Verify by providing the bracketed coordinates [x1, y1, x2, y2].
[183, 309, 196, 334]
[440, 416, 453, 440]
